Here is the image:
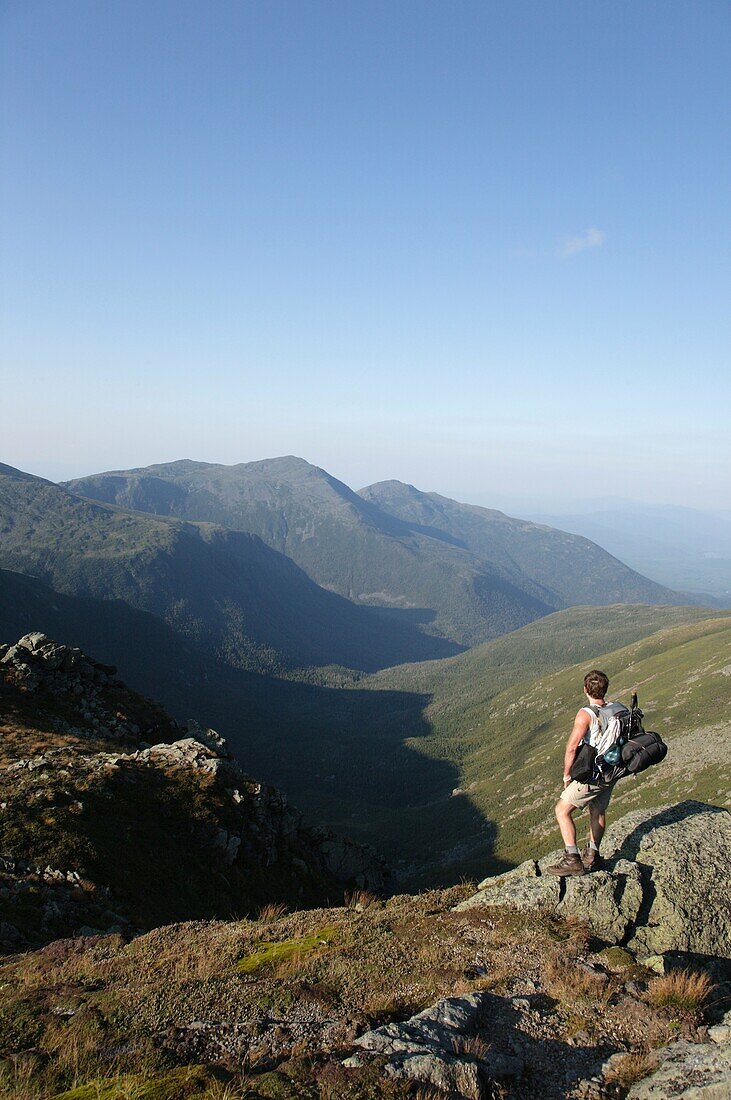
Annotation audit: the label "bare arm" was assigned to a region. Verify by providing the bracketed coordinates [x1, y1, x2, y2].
[563, 709, 591, 785]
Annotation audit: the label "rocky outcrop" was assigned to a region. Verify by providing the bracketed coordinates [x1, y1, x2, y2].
[345, 993, 522, 1098]
[609, 1011, 731, 1098]
[623, 1041, 731, 1098]
[0, 634, 386, 944]
[456, 802, 731, 959]
[3, 731, 386, 887]
[0, 856, 127, 951]
[0, 631, 177, 743]
[1, 631, 115, 688]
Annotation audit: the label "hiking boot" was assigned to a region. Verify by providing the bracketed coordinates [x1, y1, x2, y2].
[582, 845, 603, 872]
[546, 851, 585, 876]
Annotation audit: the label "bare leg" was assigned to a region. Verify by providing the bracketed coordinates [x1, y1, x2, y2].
[555, 799, 577, 848]
[589, 807, 606, 847]
[547, 798, 585, 875]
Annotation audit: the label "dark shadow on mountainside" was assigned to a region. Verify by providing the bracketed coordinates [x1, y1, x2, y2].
[0, 569, 499, 885]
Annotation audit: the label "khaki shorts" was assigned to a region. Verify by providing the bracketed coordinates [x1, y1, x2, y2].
[560, 779, 615, 812]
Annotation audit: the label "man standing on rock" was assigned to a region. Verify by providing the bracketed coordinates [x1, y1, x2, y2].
[547, 669, 623, 877]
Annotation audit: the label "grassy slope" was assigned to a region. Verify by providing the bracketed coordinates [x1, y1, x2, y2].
[371, 609, 731, 879]
[2, 884, 698, 1100]
[368, 604, 715, 702]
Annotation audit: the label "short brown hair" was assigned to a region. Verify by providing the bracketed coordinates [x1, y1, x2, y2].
[584, 669, 609, 698]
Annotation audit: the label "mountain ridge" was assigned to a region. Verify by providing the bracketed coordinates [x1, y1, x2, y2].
[65, 456, 682, 648]
[0, 462, 455, 673]
[359, 477, 678, 608]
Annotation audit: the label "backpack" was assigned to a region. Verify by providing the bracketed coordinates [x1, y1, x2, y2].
[570, 701, 630, 784]
[569, 693, 665, 785]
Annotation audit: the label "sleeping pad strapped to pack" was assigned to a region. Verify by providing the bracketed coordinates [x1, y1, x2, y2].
[620, 730, 668, 773]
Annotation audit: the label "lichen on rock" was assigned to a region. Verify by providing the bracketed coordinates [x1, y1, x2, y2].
[347, 992, 522, 1099]
[456, 801, 731, 959]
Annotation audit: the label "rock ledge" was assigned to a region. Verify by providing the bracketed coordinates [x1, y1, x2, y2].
[456, 801, 731, 959]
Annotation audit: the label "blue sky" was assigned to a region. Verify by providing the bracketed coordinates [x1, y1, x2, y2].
[1, 1, 729, 510]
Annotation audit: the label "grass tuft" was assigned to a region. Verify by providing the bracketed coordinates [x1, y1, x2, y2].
[451, 1033, 492, 1061]
[344, 889, 380, 911]
[257, 901, 288, 923]
[646, 968, 714, 1015]
[604, 1051, 659, 1088]
[542, 953, 611, 1006]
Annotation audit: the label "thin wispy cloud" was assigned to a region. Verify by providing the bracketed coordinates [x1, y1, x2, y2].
[558, 227, 606, 258]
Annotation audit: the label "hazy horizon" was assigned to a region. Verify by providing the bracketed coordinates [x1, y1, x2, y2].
[2, 2, 729, 510]
[7, 450, 731, 522]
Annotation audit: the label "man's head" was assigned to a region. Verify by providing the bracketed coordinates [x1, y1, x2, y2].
[584, 669, 609, 700]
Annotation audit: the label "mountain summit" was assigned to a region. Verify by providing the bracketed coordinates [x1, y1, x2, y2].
[0, 462, 452, 673]
[66, 457, 678, 648]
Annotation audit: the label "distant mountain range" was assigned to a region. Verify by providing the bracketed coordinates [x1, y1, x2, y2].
[531, 501, 731, 602]
[65, 456, 680, 650]
[0, 463, 453, 674]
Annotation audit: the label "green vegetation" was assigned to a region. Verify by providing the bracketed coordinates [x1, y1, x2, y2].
[598, 947, 635, 971]
[51, 1065, 215, 1100]
[237, 927, 338, 973]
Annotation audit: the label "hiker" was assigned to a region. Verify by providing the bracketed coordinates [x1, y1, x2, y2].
[547, 669, 620, 877]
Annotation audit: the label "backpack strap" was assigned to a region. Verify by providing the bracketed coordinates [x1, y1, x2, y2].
[584, 704, 605, 733]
